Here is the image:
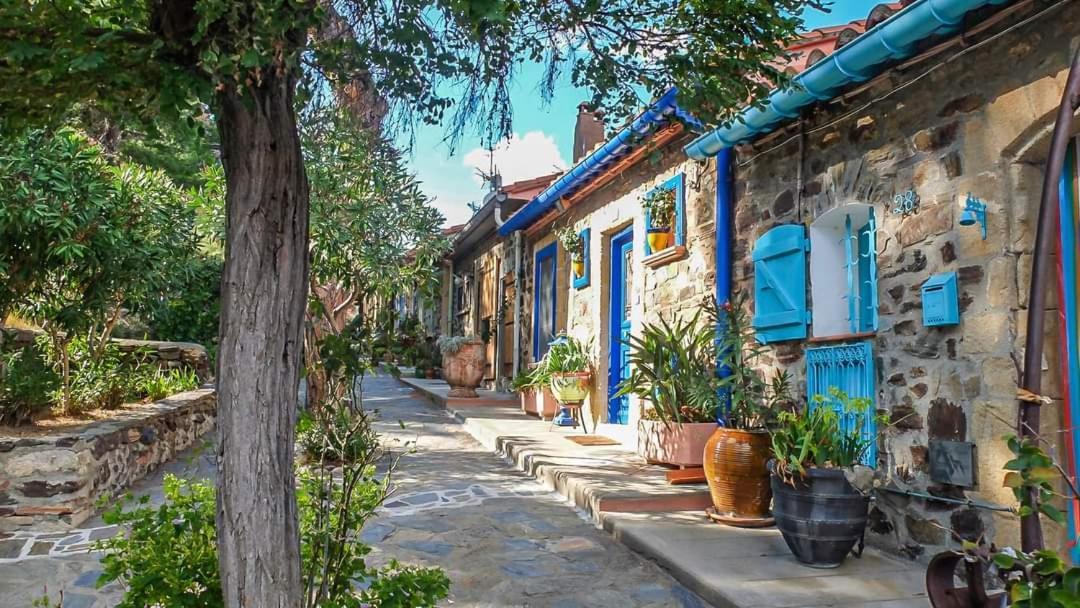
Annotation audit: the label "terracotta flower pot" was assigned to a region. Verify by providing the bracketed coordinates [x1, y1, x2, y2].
[646, 228, 671, 252]
[520, 389, 537, 414]
[636, 419, 716, 467]
[550, 371, 591, 404]
[703, 427, 773, 524]
[520, 388, 559, 419]
[442, 340, 486, 398]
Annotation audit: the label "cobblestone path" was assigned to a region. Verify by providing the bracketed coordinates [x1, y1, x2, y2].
[0, 375, 707, 607]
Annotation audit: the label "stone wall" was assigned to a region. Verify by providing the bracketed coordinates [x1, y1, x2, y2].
[730, 4, 1078, 560]
[1, 327, 212, 382]
[521, 134, 718, 432]
[0, 389, 216, 531]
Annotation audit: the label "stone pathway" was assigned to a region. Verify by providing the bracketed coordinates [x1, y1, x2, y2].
[0, 376, 708, 607]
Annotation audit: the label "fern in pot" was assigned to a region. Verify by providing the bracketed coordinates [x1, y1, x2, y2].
[614, 309, 718, 467]
[436, 335, 485, 398]
[545, 335, 592, 427]
[769, 388, 881, 568]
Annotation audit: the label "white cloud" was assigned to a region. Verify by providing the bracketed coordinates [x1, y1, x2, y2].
[428, 194, 476, 227]
[462, 131, 568, 187]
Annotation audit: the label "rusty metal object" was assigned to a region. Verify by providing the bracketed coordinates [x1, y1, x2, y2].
[926, 552, 1006, 608]
[702, 427, 773, 523]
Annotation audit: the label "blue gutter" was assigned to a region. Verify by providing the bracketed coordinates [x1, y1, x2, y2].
[685, 0, 1012, 159]
[498, 88, 697, 236]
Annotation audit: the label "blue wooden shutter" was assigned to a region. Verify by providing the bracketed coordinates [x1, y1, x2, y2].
[752, 224, 810, 344]
[858, 211, 878, 332]
[806, 342, 877, 466]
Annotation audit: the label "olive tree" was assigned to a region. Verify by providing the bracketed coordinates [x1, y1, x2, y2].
[0, 0, 823, 603]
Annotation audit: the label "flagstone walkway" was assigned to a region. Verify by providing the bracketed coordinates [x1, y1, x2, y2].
[0, 375, 708, 607]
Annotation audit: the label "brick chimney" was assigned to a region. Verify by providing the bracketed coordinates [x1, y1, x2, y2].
[572, 103, 605, 163]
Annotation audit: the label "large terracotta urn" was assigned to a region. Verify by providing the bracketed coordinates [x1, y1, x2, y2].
[703, 427, 773, 525]
[637, 420, 716, 467]
[442, 340, 486, 398]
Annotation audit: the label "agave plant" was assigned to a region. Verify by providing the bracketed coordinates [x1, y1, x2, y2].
[614, 309, 717, 426]
[713, 294, 791, 430]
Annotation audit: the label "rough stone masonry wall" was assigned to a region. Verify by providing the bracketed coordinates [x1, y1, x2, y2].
[731, 4, 1080, 561]
[0, 389, 215, 532]
[521, 135, 718, 429]
[1, 327, 212, 382]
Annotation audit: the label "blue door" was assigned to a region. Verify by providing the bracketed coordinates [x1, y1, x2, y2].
[608, 227, 634, 424]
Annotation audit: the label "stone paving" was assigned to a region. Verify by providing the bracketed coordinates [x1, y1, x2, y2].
[0, 376, 708, 607]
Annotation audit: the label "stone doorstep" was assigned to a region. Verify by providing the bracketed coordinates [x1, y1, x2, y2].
[396, 376, 929, 608]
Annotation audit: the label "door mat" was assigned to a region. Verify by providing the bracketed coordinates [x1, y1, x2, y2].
[564, 435, 621, 446]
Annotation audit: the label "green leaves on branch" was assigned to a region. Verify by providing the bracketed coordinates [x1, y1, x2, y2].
[1003, 434, 1066, 525]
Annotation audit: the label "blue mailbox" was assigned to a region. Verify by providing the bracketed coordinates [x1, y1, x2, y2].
[922, 272, 960, 327]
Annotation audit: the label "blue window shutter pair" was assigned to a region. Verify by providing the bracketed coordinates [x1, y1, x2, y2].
[752, 224, 810, 344]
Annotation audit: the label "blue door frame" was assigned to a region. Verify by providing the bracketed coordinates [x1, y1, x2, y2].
[607, 227, 634, 424]
[533, 242, 558, 360]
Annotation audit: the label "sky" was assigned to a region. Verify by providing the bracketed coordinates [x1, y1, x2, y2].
[399, 2, 876, 227]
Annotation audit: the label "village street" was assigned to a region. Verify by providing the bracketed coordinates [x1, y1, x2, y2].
[0, 375, 707, 608]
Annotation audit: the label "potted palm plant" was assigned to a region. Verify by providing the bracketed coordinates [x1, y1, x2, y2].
[770, 388, 879, 568]
[704, 296, 792, 526]
[545, 335, 592, 427]
[615, 309, 717, 467]
[642, 187, 676, 252]
[556, 227, 586, 279]
[437, 335, 485, 397]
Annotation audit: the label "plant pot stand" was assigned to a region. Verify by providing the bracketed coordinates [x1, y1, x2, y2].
[550, 401, 589, 433]
[704, 506, 775, 528]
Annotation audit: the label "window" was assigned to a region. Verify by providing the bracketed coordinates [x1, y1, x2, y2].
[643, 173, 686, 257]
[533, 242, 558, 359]
[809, 203, 878, 338]
[806, 342, 877, 466]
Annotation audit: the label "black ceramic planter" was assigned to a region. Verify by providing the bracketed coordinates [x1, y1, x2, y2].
[770, 465, 870, 568]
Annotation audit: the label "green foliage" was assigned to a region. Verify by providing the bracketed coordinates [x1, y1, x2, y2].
[991, 549, 1080, 607]
[296, 407, 379, 464]
[544, 335, 591, 375]
[555, 227, 584, 261]
[615, 310, 716, 425]
[715, 296, 791, 430]
[642, 187, 676, 229]
[41, 336, 137, 413]
[1002, 434, 1066, 525]
[0, 337, 59, 424]
[770, 388, 878, 479]
[136, 367, 200, 402]
[140, 255, 222, 352]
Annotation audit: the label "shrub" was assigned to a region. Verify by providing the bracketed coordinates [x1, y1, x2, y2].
[43, 336, 138, 414]
[296, 406, 380, 465]
[137, 366, 200, 401]
[0, 338, 59, 424]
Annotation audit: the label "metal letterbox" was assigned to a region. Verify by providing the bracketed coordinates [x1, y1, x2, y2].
[922, 272, 959, 326]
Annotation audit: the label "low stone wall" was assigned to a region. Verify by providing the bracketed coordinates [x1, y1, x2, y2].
[0, 389, 216, 532]
[0, 327, 212, 382]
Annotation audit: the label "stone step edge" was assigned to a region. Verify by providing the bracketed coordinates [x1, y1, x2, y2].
[399, 378, 712, 522]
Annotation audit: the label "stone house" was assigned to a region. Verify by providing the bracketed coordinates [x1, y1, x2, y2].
[487, 0, 1079, 563]
[682, 0, 1079, 561]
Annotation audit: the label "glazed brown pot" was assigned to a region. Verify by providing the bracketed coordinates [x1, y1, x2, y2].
[637, 419, 716, 467]
[442, 340, 486, 398]
[703, 427, 773, 523]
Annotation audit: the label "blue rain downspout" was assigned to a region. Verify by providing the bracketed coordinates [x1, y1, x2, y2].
[715, 148, 734, 425]
[685, 0, 1012, 160]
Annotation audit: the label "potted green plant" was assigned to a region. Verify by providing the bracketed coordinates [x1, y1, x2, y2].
[436, 335, 485, 397]
[769, 388, 879, 568]
[556, 227, 586, 279]
[615, 309, 717, 467]
[703, 296, 792, 526]
[545, 335, 592, 427]
[511, 362, 557, 420]
[642, 187, 676, 252]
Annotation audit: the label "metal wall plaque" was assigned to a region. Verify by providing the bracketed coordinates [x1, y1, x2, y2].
[929, 440, 977, 487]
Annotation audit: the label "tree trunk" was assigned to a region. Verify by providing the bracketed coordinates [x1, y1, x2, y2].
[214, 69, 309, 607]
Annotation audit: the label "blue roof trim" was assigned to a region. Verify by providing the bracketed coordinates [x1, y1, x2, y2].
[684, 0, 1013, 159]
[498, 88, 697, 236]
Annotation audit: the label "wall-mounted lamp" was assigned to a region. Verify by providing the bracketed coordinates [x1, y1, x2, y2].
[959, 193, 987, 240]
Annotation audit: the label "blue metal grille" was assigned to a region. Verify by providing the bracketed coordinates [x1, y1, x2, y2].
[806, 342, 877, 466]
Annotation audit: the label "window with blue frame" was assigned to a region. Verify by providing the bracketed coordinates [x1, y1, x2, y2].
[643, 173, 686, 256]
[573, 228, 590, 289]
[808, 203, 878, 338]
[806, 342, 877, 466]
[533, 242, 558, 360]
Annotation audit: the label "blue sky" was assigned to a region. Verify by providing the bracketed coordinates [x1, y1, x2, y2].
[400, 2, 876, 226]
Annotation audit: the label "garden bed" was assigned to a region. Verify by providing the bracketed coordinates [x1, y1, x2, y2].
[0, 388, 216, 532]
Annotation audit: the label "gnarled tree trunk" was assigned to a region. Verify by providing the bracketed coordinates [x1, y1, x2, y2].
[214, 70, 308, 607]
